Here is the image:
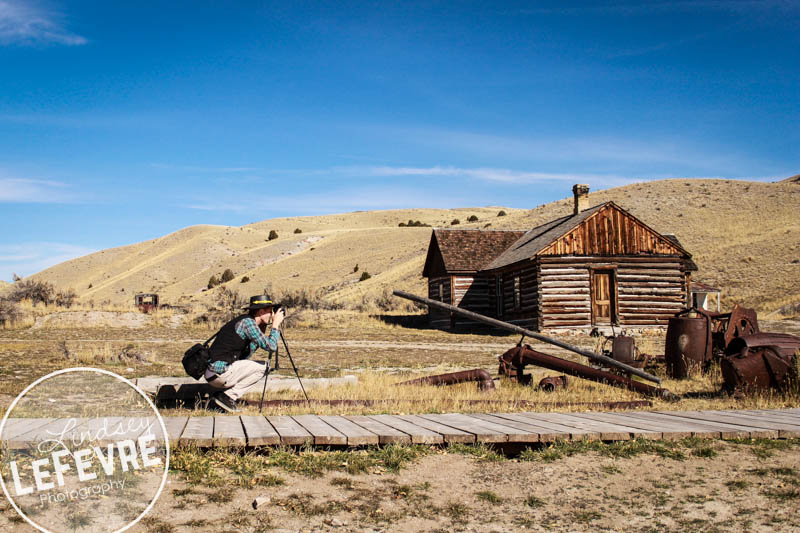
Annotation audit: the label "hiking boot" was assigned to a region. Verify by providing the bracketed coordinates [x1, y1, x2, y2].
[213, 392, 240, 413]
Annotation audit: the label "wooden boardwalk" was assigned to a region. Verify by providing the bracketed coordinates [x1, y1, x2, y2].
[3, 409, 799, 449]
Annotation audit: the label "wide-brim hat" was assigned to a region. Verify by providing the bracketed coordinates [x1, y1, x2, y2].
[243, 295, 278, 310]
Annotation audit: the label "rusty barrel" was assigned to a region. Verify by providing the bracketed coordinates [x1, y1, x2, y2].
[665, 314, 711, 379]
[721, 346, 796, 393]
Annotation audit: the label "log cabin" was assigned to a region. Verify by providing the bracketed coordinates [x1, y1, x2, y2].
[422, 184, 698, 330]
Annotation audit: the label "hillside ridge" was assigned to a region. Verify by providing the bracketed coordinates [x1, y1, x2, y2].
[26, 179, 800, 312]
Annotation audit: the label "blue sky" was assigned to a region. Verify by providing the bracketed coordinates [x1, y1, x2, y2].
[1, 1, 798, 280]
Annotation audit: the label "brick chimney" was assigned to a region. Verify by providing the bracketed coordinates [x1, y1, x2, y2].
[572, 184, 589, 215]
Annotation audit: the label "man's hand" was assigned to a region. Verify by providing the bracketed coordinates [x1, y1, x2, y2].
[272, 307, 286, 330]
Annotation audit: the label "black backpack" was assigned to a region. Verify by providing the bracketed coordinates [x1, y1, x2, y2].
[182, 333, 217, 380]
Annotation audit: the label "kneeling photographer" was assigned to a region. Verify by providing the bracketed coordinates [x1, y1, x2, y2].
[204, 295, 284, 412]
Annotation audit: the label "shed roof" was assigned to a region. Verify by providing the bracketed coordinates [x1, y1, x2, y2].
[690, 281, 720, 292]
[423, 229, 526, 276]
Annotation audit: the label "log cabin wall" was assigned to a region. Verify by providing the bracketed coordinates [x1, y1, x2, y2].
[427, 276, 452, 328]
[489, 263, 538, 329]
[451, 275, 493, 327]
[538, 256, 687, 329]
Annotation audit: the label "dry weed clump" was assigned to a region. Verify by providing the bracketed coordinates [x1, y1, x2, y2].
[58, 341, 153, 365]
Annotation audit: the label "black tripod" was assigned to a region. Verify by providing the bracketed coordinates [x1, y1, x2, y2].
[259, 326, 310, 412]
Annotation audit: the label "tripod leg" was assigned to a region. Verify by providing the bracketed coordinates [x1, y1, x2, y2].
[259, 355, 272, 414]
[279, 331, 310, 404]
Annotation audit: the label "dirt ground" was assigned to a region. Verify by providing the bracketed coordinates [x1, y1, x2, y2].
[1, 315, 799, 531]
[2, 439, 799, 532]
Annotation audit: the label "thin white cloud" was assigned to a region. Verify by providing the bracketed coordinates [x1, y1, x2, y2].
[0, 0, 87, 46]
[183, 202, 250, 213]
[0, 242, 96, 281]
[0, 178, 75, 203]
[151, 163, 259, 173]
[347, 165, 629, 185]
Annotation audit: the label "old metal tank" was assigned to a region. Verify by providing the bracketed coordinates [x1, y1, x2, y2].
[665, 313, 711, 379]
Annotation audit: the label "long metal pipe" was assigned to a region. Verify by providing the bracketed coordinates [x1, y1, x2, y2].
[506, 345, 678, 401]
[395, 369, 496, 391]
[393, 289, 662, 385]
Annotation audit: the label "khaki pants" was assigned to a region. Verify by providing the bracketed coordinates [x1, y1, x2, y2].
[208, 360, 266, 401]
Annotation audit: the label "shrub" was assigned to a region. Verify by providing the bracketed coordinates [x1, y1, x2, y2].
[54, 289, 78, 308]
[497, 210, 507, 217]
[0, 299, 20, 325]
[9, 279, 55, 306]
[398, 222, 406, 227]
[268, 230, 279, 240]
[220, 269, 235, 283]
[359, 271, 371, 281]
[240, 276, 250, 283]
[451, 219, 460, 225]
[214, 287, 246, 322]
[294, 228, 302, 234]
[207, 275, 220, 289]
[353, 264, 359, 273]
[467, 215, 478, 222]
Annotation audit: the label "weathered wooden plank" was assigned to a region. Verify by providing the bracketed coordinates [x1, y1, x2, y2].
[419, 413, 512, 443]
[372, 414, 443, 444]
[700, 411, 800, 438]
[162, 416, 188, 446]
[266, 415, 312, 446]
[240, 415, 280, 446]
[535, 413, 638, 441]
[396, 414, 474, 443]
[627, 412, 735, 439]
[660, 411, 778, 439]
[346, 415, 411, 444]
[457, 413, 539, 443]
[319, 415, 379, 446]
[739, 410, 800, 424]
[570, 412, 669, 439]
[214, 416, 247, 447]
[485, 412, 570, 442]
[292, 415, 347, 446]
[3, 418, 63, 449]
[180, 416, 215, 447]
[515, 413, 601, 441]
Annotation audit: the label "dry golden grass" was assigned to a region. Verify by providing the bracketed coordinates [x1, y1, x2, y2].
[23, 178, 799, 315]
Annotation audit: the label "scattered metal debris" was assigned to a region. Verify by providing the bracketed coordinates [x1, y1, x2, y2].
[538, 375, 568, 392]
[396, 369, 496, 391]
[499, 345, 679, 402]
[393, 290, 662, 385]
[135, 293, 159, 313]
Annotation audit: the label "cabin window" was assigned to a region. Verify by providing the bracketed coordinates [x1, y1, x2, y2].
[514, 276, 521, 309]
[438, 283, 443, 302]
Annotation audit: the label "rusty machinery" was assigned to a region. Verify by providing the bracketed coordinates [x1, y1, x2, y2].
[396, 369, 496, 391]
[135, 293, 159, 313]
[392, 290, 679, 402]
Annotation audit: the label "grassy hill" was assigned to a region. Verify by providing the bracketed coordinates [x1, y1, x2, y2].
[28, 178, 800, 313]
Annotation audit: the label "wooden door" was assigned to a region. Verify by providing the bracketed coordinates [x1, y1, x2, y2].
[592, 270, 615, 324]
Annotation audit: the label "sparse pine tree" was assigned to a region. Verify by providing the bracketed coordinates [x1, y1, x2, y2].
[220, 269, 235, 283]
[353, 264, 359, 273]
[359, 271, 371, 281]
[207, 275, 220, 289]
[294, 228, 302, 234]
[268, 230, 279, 240]
[497, 210, 507, 217]
[451, 218, 460, 225]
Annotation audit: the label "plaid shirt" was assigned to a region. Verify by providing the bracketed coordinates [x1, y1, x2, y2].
[208, 317, 280, 375]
